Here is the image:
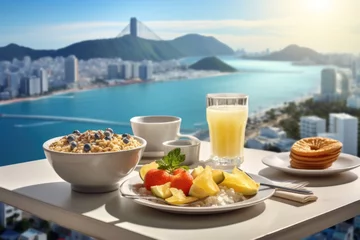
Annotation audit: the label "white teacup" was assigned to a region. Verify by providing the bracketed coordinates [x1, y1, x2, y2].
[163, 139, 200, 166]
[130, 116, 199, 153]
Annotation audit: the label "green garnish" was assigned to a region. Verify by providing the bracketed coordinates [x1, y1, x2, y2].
[155, 148, 189, 173]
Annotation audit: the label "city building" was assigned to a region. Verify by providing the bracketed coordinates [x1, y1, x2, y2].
[300, 116, 326, 139]
[314, 68, 346, 102]
[352, 60, 357, 79]
[246, 127, 295, 152]
[120, 62, 132, 79]
[328, 113, 358, 155]
[346, 94, 360, 109]
[19, 228, 47, 240]
[259, 127, 286, 139]
[38, 68, 48, 93]
[339, 72, 351, 98]
[139, 61, 153, 81]
[0, 91, 10, 100]
[132, 62, 140, 79]
[20, 76, 41, 96]
[64, 55, 78, 83]
[22, 56, 31, 73]
[107, 64, 119, 80]
[4, 72, 20, 98]
[321, 68, 337, 95]
[0, 203, 22, 228]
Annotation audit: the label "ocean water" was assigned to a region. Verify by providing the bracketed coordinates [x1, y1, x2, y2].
[0, 57, 325, 166]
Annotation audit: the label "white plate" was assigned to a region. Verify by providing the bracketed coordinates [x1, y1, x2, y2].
[120, 173, 275, 214]
[142, 151, 164, 158]
[262, 152, 360, 176]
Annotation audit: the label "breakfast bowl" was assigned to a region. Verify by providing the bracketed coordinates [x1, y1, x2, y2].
[43, 130, 147, 193]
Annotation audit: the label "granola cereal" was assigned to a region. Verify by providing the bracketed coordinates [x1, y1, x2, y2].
[49, 128, 142, 153]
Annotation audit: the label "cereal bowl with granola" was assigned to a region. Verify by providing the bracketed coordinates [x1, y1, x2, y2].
[43, 128, 147, 193]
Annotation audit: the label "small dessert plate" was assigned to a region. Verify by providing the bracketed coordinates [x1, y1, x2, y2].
[262, 152, 360, 176]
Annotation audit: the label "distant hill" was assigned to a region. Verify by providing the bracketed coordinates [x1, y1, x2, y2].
[169, 34, 234, 56]
[189, 56, 237, 72]
[245, 44, 325, 63]
[0, 43, 55, 61]
[0, 34, 234, 61]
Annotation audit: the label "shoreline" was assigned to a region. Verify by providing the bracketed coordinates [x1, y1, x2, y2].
[248, 93, 315, 119]
[0, 79, 145, 106]
[0, 72, 234, 106]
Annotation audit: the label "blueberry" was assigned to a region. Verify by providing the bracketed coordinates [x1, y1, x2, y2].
[84, 143, 91, 152]
[123, 138, 129, 144]
[105, 128, 114, 134]
[104, 131, 112, 137]
[73, 130, 81, 135]
[94, 133, 100, 140]
[105, 136, 112, 141]
[67, 135, 76, 142]
[122, 133, 129, 138]
[70, 141, 77, 149]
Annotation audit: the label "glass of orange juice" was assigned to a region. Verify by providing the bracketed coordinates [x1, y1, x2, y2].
[206, 93, 248, 170]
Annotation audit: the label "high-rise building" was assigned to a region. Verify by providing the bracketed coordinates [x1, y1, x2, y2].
[38, 68, 48, 93]
[23, 56, 31, 69]
[64, 55, 78, 83]
[120, 62, 132, 79]
[321, 68, 337, 95]
[107, 64, 119, 80]
[130, 17, 138, 37]
[0, 203, 22, 228]
[352, 60, 357, 78]
[139, 61, 153, 81]
[329, 113, 358, 156]
[20, 76, 41, 96]
[340, 73, 350, 97]
[132, 63, 140, 79]
[0, 72, 5, 88]
[300, 116, 326, 139]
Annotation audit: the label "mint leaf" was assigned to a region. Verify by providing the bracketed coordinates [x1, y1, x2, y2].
[173, 148, 181, 157]
[154, 148, 188, 173]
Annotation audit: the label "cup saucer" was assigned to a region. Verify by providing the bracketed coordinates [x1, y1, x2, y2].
[142, 151, 165, 158]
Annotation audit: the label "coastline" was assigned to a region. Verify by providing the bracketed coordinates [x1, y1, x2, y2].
[0, 79, 144, 106]
[0, 72, 234, 106]
[248, 93, 315, 119]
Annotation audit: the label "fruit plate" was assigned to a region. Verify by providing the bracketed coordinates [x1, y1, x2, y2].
[262, 152, 360, 176]
[119, 173, 275, 214]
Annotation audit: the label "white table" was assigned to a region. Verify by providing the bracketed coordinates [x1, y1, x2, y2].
[0, 141, 360, 240]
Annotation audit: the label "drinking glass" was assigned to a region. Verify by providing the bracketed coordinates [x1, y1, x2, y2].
[206, 93, 248, 170]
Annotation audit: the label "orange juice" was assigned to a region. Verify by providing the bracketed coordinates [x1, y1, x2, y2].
[206, 105, 248, 158]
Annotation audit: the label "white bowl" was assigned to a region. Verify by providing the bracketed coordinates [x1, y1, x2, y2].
[43, 135, 147, 193]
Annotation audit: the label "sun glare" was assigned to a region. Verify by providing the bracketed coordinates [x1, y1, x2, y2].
[306, 0, 333, 13]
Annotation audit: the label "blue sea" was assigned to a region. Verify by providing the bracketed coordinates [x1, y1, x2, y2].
[0, 57, 326, 166]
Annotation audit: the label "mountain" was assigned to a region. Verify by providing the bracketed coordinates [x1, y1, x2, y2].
[0, 44, 55, 61]
[189, 56, 237, 72]
[246, 44, 325, 63]
[170, 34, 234, 56]
[0, 34, 234, 61]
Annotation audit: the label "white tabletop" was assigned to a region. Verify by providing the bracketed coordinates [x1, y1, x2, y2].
[1, 141, 360, 240]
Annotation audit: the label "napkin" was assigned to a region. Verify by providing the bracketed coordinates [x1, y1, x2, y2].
[272, 181, 318, 203]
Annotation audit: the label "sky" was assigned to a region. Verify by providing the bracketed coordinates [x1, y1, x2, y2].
[0, 0, 358, 53]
